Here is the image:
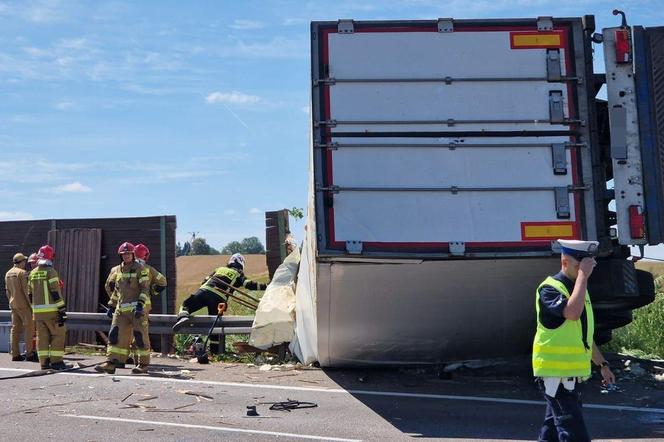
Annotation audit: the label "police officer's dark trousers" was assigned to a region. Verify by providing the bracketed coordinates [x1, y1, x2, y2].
[182, 288, 227, 354]
[537, 378, 590, 442]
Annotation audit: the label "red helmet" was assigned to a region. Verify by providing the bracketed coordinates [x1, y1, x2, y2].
[37, 245, 54, 261]
[117, 242, 135, 254]
[134, 244, 150, 261]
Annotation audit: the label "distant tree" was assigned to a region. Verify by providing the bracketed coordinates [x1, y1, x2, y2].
[190, 237, 212, 255]
[221, 237, 265, 254]
[221, 241, 243, 255]
[176, 242, 183, 257]
[209, 246, 221, 255]
[288, 207, 304, 220]
[241, 236, 265, 254]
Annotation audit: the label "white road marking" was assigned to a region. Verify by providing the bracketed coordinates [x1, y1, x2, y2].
[2, 367, 663, 414]
[63, 414, 361, 441]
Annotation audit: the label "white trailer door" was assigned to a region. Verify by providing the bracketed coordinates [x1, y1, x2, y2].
[312, 19, 592, 256]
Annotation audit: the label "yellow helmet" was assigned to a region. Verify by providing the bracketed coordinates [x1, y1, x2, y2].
[12, 253, 27, 263]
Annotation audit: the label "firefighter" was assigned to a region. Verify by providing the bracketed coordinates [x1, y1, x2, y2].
[123, 243, 167, 365]
[4, 253, 38, 362]
[172, 253, 268, 354]
[134, 244, 167, 307]
[27, 245, 68, 370]
[28, 253, 39, 270]
[96, 242, 151, 375]
[533, 239, 615, 441]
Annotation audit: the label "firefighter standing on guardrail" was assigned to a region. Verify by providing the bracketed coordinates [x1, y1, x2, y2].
[27, 245, 68, 370]
[96, 242, 151, 375]
[172, 253, 268, 354]
[4, 253, 38, 362]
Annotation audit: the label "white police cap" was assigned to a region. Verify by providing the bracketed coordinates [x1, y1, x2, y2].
[555, 239, 599, 259]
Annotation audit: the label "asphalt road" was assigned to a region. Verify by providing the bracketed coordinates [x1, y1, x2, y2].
[0, 354, 662, 441]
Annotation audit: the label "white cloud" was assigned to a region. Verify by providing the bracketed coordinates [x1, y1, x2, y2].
[0, 211, 34, 221]
[224, 209, 237, 215]
[300, 105, 310, 114]
[230, 19, 264, 30]
[249, 208, 261, 214]
[53, 181, 91, 193]
[54, 101, 74, 110]
[206, 91, 261, 105]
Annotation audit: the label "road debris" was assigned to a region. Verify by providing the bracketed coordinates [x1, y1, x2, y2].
[268, 399, 318, 412]
[177, 390, 213, 401]
[246, 405, 259, 416]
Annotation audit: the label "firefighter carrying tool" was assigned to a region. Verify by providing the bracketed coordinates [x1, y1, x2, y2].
[96, 242, 151, 375]
[173, 253, 268, 354]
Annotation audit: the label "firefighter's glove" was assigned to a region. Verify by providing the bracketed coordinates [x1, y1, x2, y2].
[57, 308, 67, 326]
[152, 284, 165, 294]
[134, 302, 144, 318]
[106, 305, 115, 319]
[259, 282, 269, 291]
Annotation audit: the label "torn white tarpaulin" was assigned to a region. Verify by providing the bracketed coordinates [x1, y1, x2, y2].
[248, 247, 300, 350]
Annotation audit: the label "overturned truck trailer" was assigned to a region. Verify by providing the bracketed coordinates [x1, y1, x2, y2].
[293, 15, 664, 367]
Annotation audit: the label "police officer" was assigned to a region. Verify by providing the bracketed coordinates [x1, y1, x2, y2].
[172, 253, 268, 353]
[4, 253, 38, 362]
[533, 239, 615, 441]
[96, 242, 151, 374]
[27, 245, 68, 370]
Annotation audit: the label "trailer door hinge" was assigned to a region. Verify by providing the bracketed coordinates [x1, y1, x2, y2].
[345, 240, 363, 254]
[551, 143, 567, 175]
[537, 16, 554, 31]
[546, 49, 562, 82]
[437, 18, 454, 33]
[549, 91, 565, 124]
[555, 187, 571, 219]
[337, 19, 354, 34]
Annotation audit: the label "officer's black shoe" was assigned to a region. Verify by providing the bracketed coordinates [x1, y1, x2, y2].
[49, 361, 70, 371]
[11, 355, 25, 362]
[172, 313, 192, 332]
[25, 352, 39, 362]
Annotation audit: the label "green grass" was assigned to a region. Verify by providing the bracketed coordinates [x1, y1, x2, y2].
[601, 275, 664, 359]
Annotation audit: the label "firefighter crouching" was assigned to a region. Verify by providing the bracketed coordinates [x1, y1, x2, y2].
[96, 242, 151, 375]
[28, 245, 68, 370]
[173, 253, 268, 354]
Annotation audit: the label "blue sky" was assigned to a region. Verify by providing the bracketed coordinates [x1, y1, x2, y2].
[1, 0, 663, 254]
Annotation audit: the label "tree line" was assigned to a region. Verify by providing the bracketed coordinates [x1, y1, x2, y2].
[176, 236, 265, 256]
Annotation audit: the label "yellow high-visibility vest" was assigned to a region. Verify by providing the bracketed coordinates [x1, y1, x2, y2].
[532, 276, 594, 377]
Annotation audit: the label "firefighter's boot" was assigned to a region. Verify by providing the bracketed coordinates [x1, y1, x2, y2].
[172, 312, 192, 332]
[25, 352, 39, 362]
[131, 364, 149, 374]
[50, 361, 70, 371]
[94, 360, 117, 374]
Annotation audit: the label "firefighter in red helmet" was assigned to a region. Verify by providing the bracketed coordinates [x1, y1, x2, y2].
[27, 245, 68, 370]
[96, 242, 151, 374]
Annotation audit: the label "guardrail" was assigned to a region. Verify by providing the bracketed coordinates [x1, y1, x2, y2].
[0, 311, 254, 335]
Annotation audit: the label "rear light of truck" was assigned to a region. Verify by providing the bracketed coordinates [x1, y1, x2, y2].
[615, 29, 631, 63]
[629, 205, 645, 239]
